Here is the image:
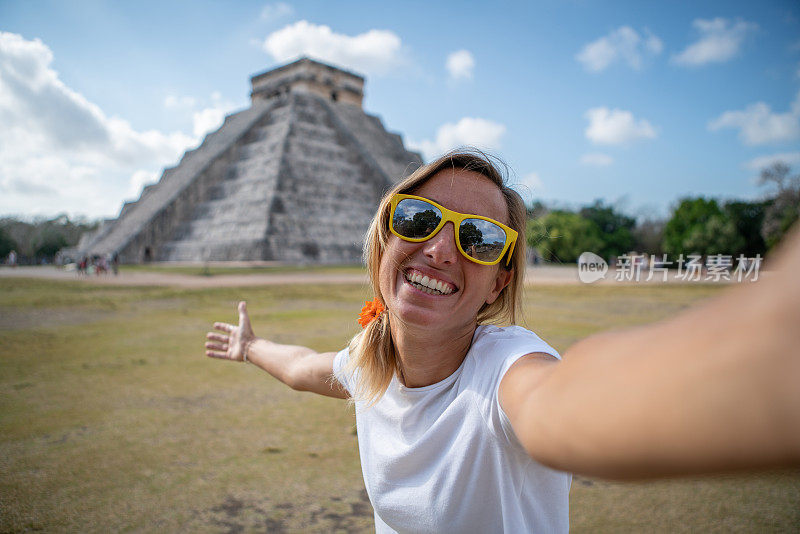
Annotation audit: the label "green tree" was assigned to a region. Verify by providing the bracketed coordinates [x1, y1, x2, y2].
[410, 209, 440, 236]
[632, 218, 666, 255]
[579, 200, 635, 260]
[663, 197, 743, 256]
[682, 214, 744, 257]
[528, 210, 603, 263]
[758, 162, 800, 249]
[0, 214, 98, 261]
[723, 200, 766, 257]
[459, 221, 483, 248]
[33, 232, 68, 261]
[0, 227, 17, 259]
[525, 201, 548, 220]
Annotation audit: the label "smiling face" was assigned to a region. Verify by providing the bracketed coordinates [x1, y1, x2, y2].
[378, 168, 514, 332]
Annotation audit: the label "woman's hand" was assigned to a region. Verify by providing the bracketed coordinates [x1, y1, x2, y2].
[204, 300, 347, 399]
[206, 301, 255, 362]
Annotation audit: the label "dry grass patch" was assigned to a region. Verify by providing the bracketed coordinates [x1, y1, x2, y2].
[1, 279, 798, 532]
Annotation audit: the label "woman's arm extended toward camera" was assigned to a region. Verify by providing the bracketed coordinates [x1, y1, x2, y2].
[206, 302, 348, 399]
[500, 228, 800, 480]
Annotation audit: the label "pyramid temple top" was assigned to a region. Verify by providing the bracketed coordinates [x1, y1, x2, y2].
[250, 57, 365, 107]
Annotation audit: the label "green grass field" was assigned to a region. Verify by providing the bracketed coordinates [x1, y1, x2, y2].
[1, 278, 798, 532]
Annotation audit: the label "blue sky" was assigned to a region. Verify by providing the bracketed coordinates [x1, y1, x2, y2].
[1, 0, 798, 220]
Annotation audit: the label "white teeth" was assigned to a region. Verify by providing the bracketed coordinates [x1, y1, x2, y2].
[404, 271, 454, 295]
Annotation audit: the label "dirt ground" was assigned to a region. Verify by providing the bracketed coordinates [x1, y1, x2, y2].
[0, 265, 370, 288]
[0, 264, 749, 288]
[2, 272, 796, 532]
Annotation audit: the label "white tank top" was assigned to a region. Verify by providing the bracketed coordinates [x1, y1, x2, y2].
[333, 324, 571, 533]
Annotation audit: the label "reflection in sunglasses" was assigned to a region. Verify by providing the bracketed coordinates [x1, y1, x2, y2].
[391, 197, 512, 264]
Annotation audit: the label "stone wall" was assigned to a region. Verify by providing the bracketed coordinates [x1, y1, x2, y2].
[251, 57, 364, 107]
[265, 93, 385, 263]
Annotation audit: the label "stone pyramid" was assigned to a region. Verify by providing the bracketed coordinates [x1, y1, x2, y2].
[78, 58, 422, 263]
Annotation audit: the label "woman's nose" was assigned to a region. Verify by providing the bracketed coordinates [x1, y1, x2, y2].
[423, 222, 459, 265]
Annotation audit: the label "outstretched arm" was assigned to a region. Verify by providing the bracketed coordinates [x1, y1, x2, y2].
[206, 301, 348, 399]
[500, 228, 800, 479]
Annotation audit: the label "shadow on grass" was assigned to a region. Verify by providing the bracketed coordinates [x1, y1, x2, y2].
[194, 490, 373, 533]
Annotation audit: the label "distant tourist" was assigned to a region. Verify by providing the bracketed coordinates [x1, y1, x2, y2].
[96, 255, 107, 276]
[7, 249, 16, 267]
[207, 150, 800, 532]
[112, 252, 119, 276]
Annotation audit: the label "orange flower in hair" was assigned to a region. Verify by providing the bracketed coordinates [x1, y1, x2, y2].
[358, 297, 385, 328]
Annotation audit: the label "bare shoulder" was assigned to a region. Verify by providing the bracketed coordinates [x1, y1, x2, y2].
[507, 352, 560, 375]
[499, 352, 559, 413]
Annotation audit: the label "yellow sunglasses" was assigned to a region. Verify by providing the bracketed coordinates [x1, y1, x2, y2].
[388, 193, 518, 267]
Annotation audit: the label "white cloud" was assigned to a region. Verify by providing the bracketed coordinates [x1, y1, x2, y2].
[672, 18, 757, 66]
[164, 94, 197, 109]
[580, 152, 614, 166]
[708, 91, 800, 145]
[262, 20, 403, 75]
[584, 107, 657, 145]
[260, 2, 293, 21]
[165, 90, 238, 145]
[408, 117, 506, 161]
[446, 49, 475, 80]
[744, 152, 800, 171]
[645, 33, 664, 54]
[576, 26, 663, 72]
[192, 92, 238, 138]
[0, 31, 197, 218]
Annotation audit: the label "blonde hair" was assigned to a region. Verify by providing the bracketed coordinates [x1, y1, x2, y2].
[346, 149, 527, 403]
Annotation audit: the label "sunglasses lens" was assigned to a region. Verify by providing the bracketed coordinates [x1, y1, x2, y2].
[459, 219, 508, 263]
[393, 199, 443, 239]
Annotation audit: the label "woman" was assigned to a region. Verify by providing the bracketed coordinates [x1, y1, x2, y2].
[206, 150, 800, 532]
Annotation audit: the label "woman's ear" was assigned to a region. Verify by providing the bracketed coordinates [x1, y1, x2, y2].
[485, 267, 514, 305]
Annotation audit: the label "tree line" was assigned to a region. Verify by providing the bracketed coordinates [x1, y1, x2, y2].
[0, 215, 98, 265]
[528, 162, 799, 264]
[2, 163, 797, 266]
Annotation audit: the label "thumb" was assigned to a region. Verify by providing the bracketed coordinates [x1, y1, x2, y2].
[238, 301, 252, 330]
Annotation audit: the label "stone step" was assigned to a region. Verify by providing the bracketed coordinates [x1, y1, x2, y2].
[328, 101, 421, 183]
[286, 139, 353, 163]
[159, 238, 269, 262]
[84, 101, 275, 258]
[285, 155, 362, 176]
[190, 198, 268, 220]
[169, 217, 269, 243]
[229, 158, 280, 180]
[241, 120, 290, 147]
[291, 122, 339, 143]
[206, 173, 276, 200]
